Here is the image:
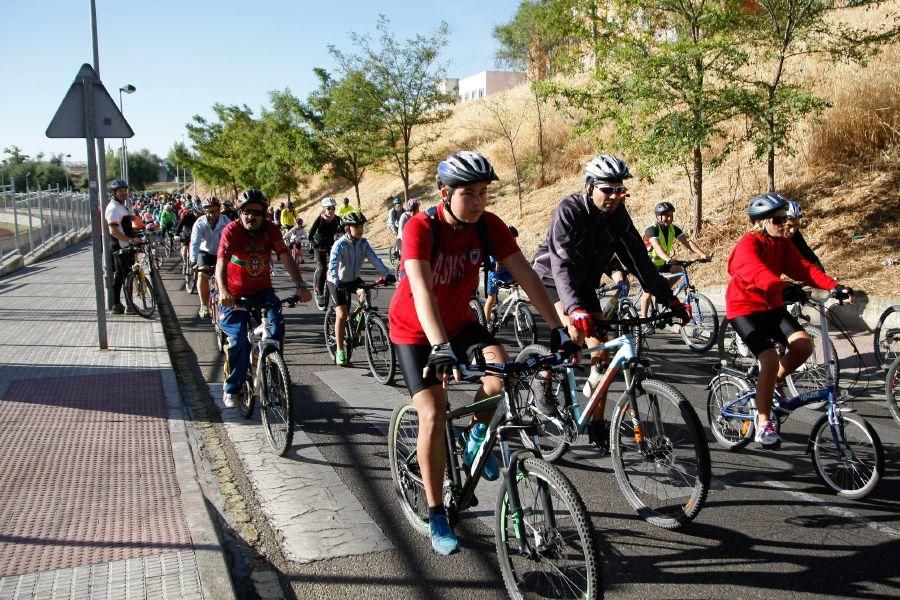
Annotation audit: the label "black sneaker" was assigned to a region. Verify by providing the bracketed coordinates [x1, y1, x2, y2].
[111, 303, 125, 314]
[587, 420, 610, 455]
[529, 373, 558, 417]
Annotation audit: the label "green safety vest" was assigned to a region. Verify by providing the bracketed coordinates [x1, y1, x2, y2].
[648, 224, 676, 267]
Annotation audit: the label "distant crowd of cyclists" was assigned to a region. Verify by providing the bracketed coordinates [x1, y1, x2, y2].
[103, 147, 854, 557]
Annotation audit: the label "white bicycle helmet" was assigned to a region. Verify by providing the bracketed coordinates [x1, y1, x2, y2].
[786, 200, 803, 219]
[321, 197, 337, 208]
[584, 155, 632, 185]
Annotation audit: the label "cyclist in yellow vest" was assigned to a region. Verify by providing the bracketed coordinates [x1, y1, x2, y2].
[279, 201, 297, 230]
[640, 202, 710, 320]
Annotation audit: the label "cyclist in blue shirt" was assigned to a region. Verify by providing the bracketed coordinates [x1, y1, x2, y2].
[483, 225, 519, 324]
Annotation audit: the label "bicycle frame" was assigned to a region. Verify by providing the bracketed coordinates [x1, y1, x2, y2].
[233, 302, 282, 399]
[491, 284, 523, 330]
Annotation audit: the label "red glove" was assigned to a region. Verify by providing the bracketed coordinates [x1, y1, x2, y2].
[568, 308, 595, 337]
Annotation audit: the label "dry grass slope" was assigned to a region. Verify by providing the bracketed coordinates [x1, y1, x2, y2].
[275, 1, 899, 296]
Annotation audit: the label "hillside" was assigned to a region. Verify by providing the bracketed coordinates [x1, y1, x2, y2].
[278, 1, 898, 296]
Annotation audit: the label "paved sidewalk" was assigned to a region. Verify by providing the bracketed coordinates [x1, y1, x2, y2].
[0, 243, 235, 600]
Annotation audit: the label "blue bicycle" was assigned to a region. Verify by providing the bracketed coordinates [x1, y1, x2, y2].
[644, 258, 719, 353]
[707, 290, 884, 499]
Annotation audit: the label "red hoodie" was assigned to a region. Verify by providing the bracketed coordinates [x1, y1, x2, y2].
[725, 231, 836, 319]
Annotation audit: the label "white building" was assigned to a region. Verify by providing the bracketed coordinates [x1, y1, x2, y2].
[457, 71, 526, 103]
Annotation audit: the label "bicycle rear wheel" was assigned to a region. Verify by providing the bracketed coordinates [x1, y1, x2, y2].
[324, 305, 353, 362]
[512, 302, 537, 349]
[680, 292, 718, 353]
[810, 413, 883, 499]
[886, 356, 900, 427]
[387, 401, 431, 537]
[706, 373, 755, 450]
[124, 270, 156, 319]
[314, 266, 327, 312]
[260, 347, 294, 456]
[365, 313, 395, 385]
[611, 379, 710, 529]
[873, 305, 900, 369]
[495, 457, 602, 600]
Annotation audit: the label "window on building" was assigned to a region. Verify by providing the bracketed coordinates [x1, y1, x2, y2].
[479, 88, 484, 98]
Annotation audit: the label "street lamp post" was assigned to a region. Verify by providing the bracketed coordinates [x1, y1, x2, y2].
[118, 84, 136, 184]
[25, 171, 31, 194]
[64, 154, 71, 191]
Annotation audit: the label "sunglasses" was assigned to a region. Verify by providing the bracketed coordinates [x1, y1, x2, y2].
[598, 186, 627, 195]
[770, 216, 788, 225]
[324, 207, 336, 211]
[241, 209, 264, 217]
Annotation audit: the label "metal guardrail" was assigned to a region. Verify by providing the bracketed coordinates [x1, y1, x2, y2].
[0, 182, 92, 262]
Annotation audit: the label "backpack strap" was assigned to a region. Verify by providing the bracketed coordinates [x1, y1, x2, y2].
[425, 205, 492, 264]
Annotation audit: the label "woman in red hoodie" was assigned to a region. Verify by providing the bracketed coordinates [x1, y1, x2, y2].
[726, 193, 852, 448]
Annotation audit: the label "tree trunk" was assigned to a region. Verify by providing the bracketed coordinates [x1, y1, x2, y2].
[533, 87, 546, 186]
[354, 181, 361, 206]
[510, 144, 523, 220]
[767, 146, 776, 192]
[693, 146, 703, 235]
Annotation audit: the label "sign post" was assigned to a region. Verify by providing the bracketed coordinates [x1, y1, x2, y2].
[47, 63, 134, 350]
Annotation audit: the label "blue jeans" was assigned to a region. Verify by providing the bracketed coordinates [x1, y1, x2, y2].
[219, 288, 285, 395]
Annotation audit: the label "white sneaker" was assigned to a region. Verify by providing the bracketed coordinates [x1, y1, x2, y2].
[754, 419, 782, 448]
[223, 392, 240, 408]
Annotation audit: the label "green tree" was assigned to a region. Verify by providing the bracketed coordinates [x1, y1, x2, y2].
[330, 16, 453, 200]
[105, 148, 164, 190]
[0, 157, 68, 192]
[2, 146, 30, 166]
[554, 0, 749, 234]
[742, 0, 900, 190]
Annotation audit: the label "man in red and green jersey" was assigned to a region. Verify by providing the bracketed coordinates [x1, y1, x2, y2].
[216, 189, 312, 408]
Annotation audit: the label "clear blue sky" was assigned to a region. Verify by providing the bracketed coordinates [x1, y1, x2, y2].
[3, 0, 521, 164]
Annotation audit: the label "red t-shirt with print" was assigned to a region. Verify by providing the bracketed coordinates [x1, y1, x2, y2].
[218, 220, 288, 297]
[389, 204, 520, 345]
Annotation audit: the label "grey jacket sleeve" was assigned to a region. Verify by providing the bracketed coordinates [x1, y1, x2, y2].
[547, 201, 587, 315]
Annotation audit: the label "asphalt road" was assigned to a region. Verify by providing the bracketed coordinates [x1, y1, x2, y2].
[156, 250, 900, 600]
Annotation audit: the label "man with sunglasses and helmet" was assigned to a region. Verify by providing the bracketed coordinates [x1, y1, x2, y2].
[190, 197, 231, 319]
[216, 189, 312, 408]
[726, 192, 852, 448]
[389, 151, 578, 556]
[531, 155, 691, 453]
[309, 197, 343, 309]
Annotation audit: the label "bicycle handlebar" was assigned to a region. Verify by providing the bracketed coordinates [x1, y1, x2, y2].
[595, 310, 677, 331]
[458, 345, 568, 382]
[234, 294, 301, 311]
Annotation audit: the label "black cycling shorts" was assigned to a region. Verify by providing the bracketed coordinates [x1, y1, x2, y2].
[730, 306, 804, 357]
[544, 285, 603, 314]
[396, 322, 498, 397]
[197, 252, 217, 270]
[326, 279, 363, 309]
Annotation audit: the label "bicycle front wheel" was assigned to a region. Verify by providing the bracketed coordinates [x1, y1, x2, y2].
[873, 305, 900, 369]
[185, 267, 197, 294]
[886, 356, 900, 427]
[260, 347, 294, 456]
[611, 379, 711, 529]
[124, 270, 156, 319]
[469, 297, 486, 327]
[785, 324, 839, 397]
[513, 302, 537, 349]
[495, 457, 602, 600]
[680, 293, 718, 353]
[365, 313, 395, 385]
[515, 344, 574, 464]
[387, 401, 431, 537]
[810, 413, 883, 499]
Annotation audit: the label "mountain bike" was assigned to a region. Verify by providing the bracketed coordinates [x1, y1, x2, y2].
[468, 281, 537, 350]
[324, 278, 396, 384]
[388, 346, 601, 599]
[707, 290, 883, 499]
[644, 258, 718, 352]
[886, 355, 900, 427]
[388, 244, 401, 279]
[718, 299, 841, 398]
[227, 294, 300, 456]
[516, 311, 710, 530]
[196, 266, 225, 352]
[873, 305, 900, 369]
[119, 239, 157, 319]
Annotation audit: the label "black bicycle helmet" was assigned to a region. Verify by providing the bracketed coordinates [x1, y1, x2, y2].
[236, 188, 267, 210]
[110, 179, 128, 190]
[584, 155, 632, 185]
[655, 201, 676, 215]
[341, 213, 367, 227]
[435, 151, 499, 189]
[747, 192, 789, 221]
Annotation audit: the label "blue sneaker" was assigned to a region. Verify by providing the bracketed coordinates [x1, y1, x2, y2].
[464, 423, 500, 481]
[429, 514, 459, 555]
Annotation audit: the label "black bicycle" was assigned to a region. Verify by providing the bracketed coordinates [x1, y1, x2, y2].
[388, 345, 601, 598]
[324, 278, 396, 384]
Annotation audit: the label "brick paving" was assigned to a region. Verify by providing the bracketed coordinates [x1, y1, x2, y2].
[0, 243, 233, 599]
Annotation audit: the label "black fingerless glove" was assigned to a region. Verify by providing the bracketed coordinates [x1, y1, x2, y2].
[550, 327, 581, 357]
[782, 284, 809, 305]
[427, 342, 458, 378]
[831, 284, 854, 300]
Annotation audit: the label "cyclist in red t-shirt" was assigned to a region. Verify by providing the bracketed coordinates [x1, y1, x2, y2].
[388, 151, 578, 556]
[216, 189, 312, 408]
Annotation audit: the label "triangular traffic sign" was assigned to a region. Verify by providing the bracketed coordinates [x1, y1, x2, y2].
[46, 63, 134, 139]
